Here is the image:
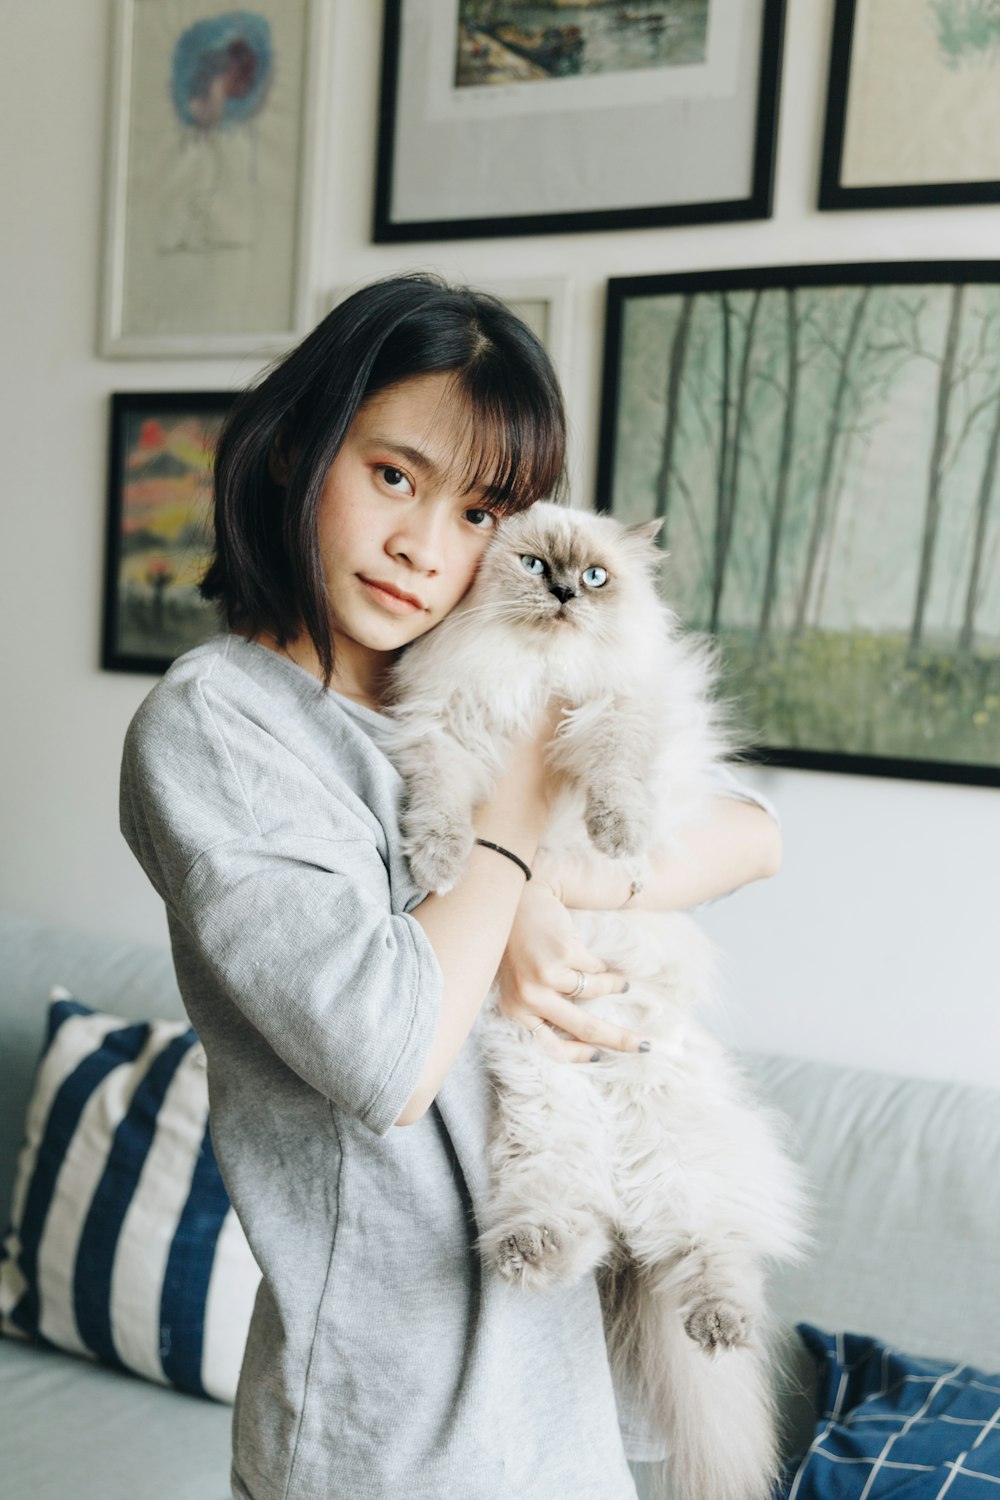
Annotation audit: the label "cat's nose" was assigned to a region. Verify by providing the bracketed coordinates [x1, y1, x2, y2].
[549, 584, 576, 604]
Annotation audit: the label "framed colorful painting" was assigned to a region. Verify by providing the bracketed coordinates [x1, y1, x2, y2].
[100, 0, 325, 357]
[596, 262, 1000, 786]
[820, 0, 1000, 210]
[102, 392, 233, 673]
[374, 0, 786, 240]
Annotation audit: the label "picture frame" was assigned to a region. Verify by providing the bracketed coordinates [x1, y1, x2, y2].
[820, 0, 1000, 211]
[100, 0, 325, 358]
[374, 0, 786, 241]
[102, 391, 234, 674]
[596, 262, 1000, 787]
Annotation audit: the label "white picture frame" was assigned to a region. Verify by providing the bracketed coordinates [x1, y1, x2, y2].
[100, 0, 326, 358]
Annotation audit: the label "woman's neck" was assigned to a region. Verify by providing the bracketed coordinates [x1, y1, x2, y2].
[251, 629, 389, 712]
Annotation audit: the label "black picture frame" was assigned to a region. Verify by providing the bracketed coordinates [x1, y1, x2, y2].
[596, 262, 1000, 788]
[820, 0, 1000, 212]
[374, 0, 786, 242]
[102, 391, 234, 675]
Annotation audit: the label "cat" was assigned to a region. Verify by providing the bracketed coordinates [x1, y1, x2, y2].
[382, 502, 808, 1500]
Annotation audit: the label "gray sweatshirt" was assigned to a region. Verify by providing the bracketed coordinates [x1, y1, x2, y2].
[120, 633, 643, 1500]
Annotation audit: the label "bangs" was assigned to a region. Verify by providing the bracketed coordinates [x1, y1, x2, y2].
[450, 364, 566, 516]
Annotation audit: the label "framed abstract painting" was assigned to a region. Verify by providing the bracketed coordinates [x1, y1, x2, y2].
[820, 0, 1000, 210]
[102, 392, 233, 674]
[375, 0, 786, 240]
[597, 262, 1000, 786]
[100, 0, 325, 356]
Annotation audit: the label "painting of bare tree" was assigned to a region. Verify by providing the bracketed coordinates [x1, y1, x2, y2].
[598, 264, 1000, 784]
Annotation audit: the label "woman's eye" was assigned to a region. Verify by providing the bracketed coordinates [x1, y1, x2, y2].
[379, 465, 413, 495]
[464, 508, 496, 529]
[581, 566, 609, 588]
[521, 555, 546, 575]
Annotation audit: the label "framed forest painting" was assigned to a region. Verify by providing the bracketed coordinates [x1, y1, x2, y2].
[103, 391, 232, 674]
[596, 263, 1000, 786]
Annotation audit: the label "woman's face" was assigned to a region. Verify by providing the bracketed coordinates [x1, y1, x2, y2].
[314, 372, 501, 699]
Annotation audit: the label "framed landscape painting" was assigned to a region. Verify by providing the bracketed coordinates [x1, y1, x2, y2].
[375, 0, 786, 239]
[820, 0, 1000, 210]
[102, 392, 232, 674]
[596, 263, 1000, 786]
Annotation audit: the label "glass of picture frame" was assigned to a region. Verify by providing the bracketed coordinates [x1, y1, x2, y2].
[102, 391, 233, 673]
[820, 0, 1000, 210]
[597, 261, 1000, 787]
[375, 0, 786, 240]
[100, 0, 325, 357]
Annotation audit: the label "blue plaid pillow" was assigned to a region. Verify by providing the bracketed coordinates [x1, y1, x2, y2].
[783, 1324, 1000, 1497]
[0, 995, 260, 1400]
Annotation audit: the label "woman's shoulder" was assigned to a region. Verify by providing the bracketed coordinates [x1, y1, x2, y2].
[121, 633, 403, 862]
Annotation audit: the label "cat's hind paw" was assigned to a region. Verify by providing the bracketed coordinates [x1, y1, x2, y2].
[484, 1215, 609, 1290]
[683, 1297, 752, 1354]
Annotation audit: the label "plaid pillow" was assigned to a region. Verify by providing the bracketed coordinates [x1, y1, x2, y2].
[784, 1324, 1000, 1497]
[0, 994, 259, 1400]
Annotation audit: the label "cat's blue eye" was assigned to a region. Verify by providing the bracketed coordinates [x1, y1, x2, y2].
[521, 555, 546, 575]
[581, 566, 609, 589]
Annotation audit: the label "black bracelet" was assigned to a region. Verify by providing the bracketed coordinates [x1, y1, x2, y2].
[473, 838, 532, 882]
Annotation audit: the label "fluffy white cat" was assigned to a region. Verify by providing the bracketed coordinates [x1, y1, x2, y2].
[383, 503, 808, 1500]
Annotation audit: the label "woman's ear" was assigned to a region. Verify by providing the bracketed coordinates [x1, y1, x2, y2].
[268, 424, 293, 485]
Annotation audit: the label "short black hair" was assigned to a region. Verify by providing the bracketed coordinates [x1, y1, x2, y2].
[201, 272, 567, 683]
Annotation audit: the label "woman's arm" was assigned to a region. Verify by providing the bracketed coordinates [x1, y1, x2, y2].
[401, 714, 644, 1124]
[534, 796, 782, 913]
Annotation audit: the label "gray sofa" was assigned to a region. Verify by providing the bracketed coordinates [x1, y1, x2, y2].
[2, 907, 998, 1500]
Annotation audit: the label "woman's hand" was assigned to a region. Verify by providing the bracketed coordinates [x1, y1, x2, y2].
[496, 879, 650, 1063]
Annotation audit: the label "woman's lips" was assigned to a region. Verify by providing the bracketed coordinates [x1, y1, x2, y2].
[358, 577, 425, 614]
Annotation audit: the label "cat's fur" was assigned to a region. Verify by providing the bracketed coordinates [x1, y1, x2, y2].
[383, 503, 808, 1500]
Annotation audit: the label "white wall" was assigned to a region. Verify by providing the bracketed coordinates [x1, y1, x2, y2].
[2, 0, 998, 1087]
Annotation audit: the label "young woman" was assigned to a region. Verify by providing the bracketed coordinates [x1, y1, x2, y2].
[120, 273, 781, 1500]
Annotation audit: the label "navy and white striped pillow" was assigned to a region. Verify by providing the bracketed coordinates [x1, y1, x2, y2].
[0, 994, 260, 1401]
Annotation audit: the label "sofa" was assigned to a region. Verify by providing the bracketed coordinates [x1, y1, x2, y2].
[2, 906, 998, 1500]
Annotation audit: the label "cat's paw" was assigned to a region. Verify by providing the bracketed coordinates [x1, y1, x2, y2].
[404, 820, 473, 895]
[493, 1224, 561, 1286]
[585, 800, 649, 861]
[684, 1297, 752, 1354]
[486, 1215, 609, 1290]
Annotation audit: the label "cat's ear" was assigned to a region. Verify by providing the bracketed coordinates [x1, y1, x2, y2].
[626, 518, 664, 546]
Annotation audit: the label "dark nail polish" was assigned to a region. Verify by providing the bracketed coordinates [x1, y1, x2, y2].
[638, 1041, 651, 1054]
[590, 1050, 601, 1062]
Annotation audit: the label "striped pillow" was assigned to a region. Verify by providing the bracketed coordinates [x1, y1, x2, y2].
[0, 993, 260, 1401]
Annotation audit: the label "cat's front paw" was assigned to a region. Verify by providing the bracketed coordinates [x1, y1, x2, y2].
[684, 1297, 752, 1354]
[585, 796, 650, 860]
[404, 820, 473, 895]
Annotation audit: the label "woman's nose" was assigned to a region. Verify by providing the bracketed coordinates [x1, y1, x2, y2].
[387, 505, 445, 574]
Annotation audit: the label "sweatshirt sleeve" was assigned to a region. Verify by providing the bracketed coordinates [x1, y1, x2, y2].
[120, 659, 442, 1137]
[176, 832, 441, 1136]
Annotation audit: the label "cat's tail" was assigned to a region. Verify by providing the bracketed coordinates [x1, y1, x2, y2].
[603, 1261, 781, 1500]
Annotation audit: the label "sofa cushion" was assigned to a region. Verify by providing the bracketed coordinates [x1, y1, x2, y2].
[782, 1323, 1000, 1496]
[744, 1052, 1000, 1374]
[0, 995, 259, 1402]
[0, 910, 183, 1219]
[0, 1335, 231, 1500]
